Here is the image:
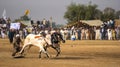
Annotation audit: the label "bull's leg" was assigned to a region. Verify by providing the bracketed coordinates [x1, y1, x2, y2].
[56, 47, 61, 57]
[39, 50, 42, 58]
[51, 44, 61, 57]
[12, 49, 17, 56]
[12, 47, 21, 56]
[39, 49, 49, 58]
[43, 50, 49, 58]
[44, 46, 47, 51]
[39, 47, 50, 58]
[19, 44, 28, 54]
[44, 45, 49, 51]
[45, 52, 49, 58]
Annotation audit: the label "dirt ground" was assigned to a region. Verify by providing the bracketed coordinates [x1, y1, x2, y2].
[0, 39, 120, 67]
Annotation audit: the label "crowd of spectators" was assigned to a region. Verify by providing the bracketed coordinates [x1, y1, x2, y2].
[63, 19, 120, 40]
[0, 18, 120, 42]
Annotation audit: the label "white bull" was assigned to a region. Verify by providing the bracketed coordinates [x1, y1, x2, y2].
[19, 34, 52, 58]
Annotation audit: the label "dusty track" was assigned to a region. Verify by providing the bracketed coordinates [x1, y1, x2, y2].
[0, 39, 120, 67]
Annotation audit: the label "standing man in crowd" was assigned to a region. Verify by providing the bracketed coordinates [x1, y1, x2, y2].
[8, 29, 16, 44]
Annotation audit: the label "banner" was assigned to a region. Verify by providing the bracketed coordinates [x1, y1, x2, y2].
[10, 23, 20, 30]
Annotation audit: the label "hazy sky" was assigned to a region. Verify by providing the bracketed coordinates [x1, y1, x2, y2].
[0, 0, 120, 24]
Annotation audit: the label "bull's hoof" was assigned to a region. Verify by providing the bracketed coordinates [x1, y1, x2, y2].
[12, 53, 15, 56]
[55, 55, 59, 57]
[39, 56, 41, 58]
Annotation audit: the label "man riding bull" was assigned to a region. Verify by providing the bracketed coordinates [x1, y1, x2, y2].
[51, 28, 65, 47]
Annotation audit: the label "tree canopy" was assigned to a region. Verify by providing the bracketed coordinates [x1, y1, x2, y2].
[64, 2, 120, 24]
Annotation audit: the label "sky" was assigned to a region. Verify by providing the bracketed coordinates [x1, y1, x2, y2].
[0, 0, 120, 24]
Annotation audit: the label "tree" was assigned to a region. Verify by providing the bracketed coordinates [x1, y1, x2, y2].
[77, 4, 86, 21]
[115, 10, 120, 19]
[85, 4, 98, 20]
[64, 2, 119, 25]
[64, 2, 78, 22]
[101, 7, 115, 21]
[64, 2, 87, 23]
[64, 2, 99, 24]
[94, 9, 102, 19]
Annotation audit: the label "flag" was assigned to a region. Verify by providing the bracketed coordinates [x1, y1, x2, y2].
[24, 9, 30, 16]
[2, 9, 7, 20]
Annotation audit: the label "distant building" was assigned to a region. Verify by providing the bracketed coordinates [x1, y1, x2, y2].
[115, 19, 120, 27]
[81, 20, 103, 26]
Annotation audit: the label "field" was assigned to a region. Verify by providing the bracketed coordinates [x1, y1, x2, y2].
[0, 39, 120, 67]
